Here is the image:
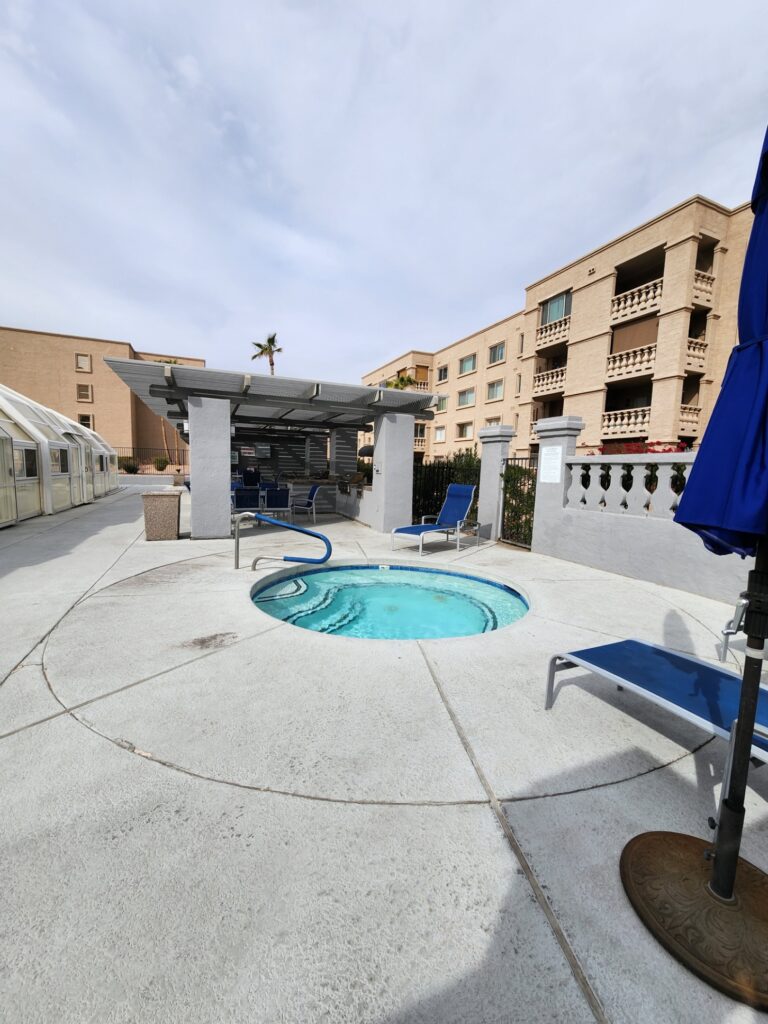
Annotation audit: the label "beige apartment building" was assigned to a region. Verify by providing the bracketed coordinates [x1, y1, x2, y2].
[363, 195, 752, 459]
[0, 326, 205, 453]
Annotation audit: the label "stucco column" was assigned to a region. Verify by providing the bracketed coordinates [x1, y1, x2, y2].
[478, 425, 515, 541]
[188, 397, 231, 539]
[370, 413, 413, 533]
[531, 416, 584, 553]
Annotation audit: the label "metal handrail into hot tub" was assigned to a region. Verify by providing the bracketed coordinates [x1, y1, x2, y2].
[233, 511, 332, 570]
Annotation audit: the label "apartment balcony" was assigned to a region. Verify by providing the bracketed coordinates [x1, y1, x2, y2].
[605, 344, 656, 381]
[692, 270, 715, 306]
[685, 338, 707, 373]
[414, 436, 426, 448]
[532, 366, 566, 397]
[679, 404, 701, 435]
[610, 278, 663, 323]
[535, 316, 570, 349]
[601, 406, 651, 437]
[412, 381, 430, 391]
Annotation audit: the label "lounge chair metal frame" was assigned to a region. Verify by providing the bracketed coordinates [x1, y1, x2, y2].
[545, 638, 768, 848]
[720, 591, 749, 662]
[545, 639, 768, 761]
[390, 483, 478, 556]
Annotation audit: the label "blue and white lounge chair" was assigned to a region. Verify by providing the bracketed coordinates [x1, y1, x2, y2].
[391, 483, 476, 555]
[545, 639, 768, 763]
[291, 483, 321, 524]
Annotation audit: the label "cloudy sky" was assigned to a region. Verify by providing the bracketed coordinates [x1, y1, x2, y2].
[1, 1, 766, 381]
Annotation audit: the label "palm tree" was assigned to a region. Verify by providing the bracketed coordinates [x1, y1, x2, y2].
[386, 374, 417, 390]
[251, 333, 283, 375]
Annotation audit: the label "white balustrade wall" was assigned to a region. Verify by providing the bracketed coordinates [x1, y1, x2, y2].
[530, 427, 752, 602]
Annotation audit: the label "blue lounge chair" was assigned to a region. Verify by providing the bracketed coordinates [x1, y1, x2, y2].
[545, 639, 768, 763]
[291, 483, 321, 524]
[391, 483, 476, 555]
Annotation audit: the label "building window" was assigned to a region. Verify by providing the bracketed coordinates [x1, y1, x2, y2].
[540, 291, 572, 326]
[437, 365, 448, 383]
[414, 423, 426, 439]
[75, 353, 92, 372]
[519, 333, 525, 355]
[436, 396, 447, 413]
[485, 417, 501, 427]
[457, 387, 475, 408]
[458, 354, 477, 375]
[456, 422, 473, 440]
[50, 448, 69, 474]
[78, 414, 93, 429]
[14, 448, 38, 479]
[514, 413, 519, 430]
[434, 425, 446, 443]
[488, 342, 505, 365]
[76, 383, 93, 402]
[515, 374, 522, 396]
[486, 380, 504, 402]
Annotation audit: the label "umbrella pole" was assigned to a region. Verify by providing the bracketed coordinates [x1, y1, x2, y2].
[710, 539, 768, 900]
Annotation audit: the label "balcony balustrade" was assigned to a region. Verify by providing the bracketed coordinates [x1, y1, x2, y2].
[414, 436, 426, 448]
[610, 278, 663, 323]
[692, 270, 715, 306]
[601, 406, 651, 437]
[535, 316, 570, 349]
[532, 366, 566, 396]
[679, 404, 701, 434]
[606, 344, 656, 381]
[685, 338, 707, 373]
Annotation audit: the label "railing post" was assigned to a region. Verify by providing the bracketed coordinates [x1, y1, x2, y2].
[530, 416, 584, 553]
[478, 426, 515, 541]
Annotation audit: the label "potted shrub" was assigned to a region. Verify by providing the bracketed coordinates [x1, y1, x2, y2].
[153, 455, 170, 473]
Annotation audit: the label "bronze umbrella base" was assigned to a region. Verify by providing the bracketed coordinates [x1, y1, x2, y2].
[621, 831, 768, 1009]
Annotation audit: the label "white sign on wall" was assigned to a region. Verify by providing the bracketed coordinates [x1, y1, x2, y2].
[539, 445, 562, 484]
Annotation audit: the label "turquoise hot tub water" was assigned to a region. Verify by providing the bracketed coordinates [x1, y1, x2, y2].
[251, 564, 528, 640]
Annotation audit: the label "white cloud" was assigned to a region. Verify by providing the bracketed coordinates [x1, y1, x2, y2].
[0, 0, 766, 381]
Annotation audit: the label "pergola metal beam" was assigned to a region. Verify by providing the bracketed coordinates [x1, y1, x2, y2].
[149, 384, 434, 421]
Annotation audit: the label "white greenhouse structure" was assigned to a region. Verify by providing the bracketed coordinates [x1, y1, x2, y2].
[0, 383, 118, 528]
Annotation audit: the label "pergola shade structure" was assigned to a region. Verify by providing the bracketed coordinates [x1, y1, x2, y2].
[104, 359, 437, 435]
[105, 359, 440, 539]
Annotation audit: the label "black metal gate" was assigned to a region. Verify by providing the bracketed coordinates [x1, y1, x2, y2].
[412, 454, 480, 523]
[500, 455, 538, 548]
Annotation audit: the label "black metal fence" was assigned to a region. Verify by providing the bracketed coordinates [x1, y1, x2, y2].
[412, 452, 481, 522]
[115, 447, 189, 475]
[500, 454, 538, 548]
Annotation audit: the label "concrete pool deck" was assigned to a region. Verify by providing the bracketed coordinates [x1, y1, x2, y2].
[2, 488, 766, 1023]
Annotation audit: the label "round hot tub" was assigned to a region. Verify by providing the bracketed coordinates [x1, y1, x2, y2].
[251, 564, 528, 640]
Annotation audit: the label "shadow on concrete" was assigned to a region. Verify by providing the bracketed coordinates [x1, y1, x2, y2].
[0, 490, 143, 581]
[380, 610, 768, 1023]
[378, 743, 768, 1024]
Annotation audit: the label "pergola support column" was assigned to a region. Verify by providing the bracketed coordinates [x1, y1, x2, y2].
[188, 397, 232, 539]
[371, 413, 413, 533]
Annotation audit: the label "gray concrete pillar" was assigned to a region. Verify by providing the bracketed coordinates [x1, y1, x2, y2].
[188, 397, 232, 539]
[530, 416, 584, 553]
[370, 413, 413, 533]
[478, 425, 515, 541]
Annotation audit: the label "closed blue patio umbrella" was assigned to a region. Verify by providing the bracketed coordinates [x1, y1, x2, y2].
[621, 126, 768, 1008]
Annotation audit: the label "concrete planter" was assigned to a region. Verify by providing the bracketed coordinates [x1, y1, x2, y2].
[142, 488, 182, 541]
